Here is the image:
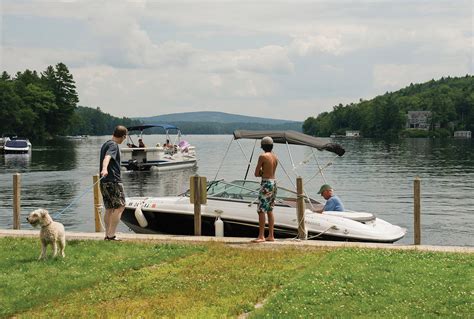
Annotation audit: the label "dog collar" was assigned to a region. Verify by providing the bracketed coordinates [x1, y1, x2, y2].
[42, 221, 52, 228]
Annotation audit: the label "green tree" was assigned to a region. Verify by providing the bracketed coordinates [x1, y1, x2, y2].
[41, 63, 79, 135]
[303, 76, 474, 138]
[0, 80, 22, 135]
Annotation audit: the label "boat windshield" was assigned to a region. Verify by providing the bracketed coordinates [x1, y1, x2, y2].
[6, 140, 28, 148]
[199, 180, 321, 207]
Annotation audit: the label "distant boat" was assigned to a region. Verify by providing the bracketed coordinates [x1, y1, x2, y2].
[3, 137, 32, 154]
[64, 135, 88, 140]
[121, 124, 197, 171]
[0, 136, 10, 151]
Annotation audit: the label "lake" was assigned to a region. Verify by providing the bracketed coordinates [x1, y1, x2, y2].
[1, 134, 473, 247]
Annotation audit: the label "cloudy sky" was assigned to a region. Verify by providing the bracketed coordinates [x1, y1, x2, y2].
[1, 0, 472, 121]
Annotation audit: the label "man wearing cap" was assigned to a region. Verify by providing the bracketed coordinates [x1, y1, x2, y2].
[316, 184, 345, 213]
[252, 136, 278, 243]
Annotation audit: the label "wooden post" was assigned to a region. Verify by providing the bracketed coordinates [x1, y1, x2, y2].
[296, 176, 307, 240]
[191, 175, 202, 236]
[13, 173, 21, 230]
[93, 174, 103, 232]
[414, 177, 421, 245]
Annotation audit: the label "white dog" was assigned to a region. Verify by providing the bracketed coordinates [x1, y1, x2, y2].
[26, 209, 66, 260]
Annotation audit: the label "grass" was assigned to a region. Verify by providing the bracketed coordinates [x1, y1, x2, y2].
[0, 238, 472, 318]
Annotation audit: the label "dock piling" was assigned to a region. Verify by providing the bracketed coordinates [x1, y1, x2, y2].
[296, 176, 307, 240]
[414, 177, 421, 245]
[13, 173, 21, 230]
[93, 174, 103, 232]
[190, 175, 207, 236]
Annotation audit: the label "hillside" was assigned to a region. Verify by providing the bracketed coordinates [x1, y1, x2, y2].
[303, 75, 474, 138]
[137, 111, 303, 134]
[138, 111, 299, 125]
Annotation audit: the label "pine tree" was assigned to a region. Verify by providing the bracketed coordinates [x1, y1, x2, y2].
[41, 63, 79, 135]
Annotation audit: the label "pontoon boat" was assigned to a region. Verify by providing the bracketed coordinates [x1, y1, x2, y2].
[120, 124, 197, 171]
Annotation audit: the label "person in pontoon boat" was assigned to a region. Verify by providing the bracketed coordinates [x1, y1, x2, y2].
[164, 139, 172, 148]
[252, 136, 278, 243]
[316, 184, 344, 213]
[138, 138, 145, 148]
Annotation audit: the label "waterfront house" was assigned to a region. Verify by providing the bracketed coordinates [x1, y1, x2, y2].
[406, 111, 431, 130]
[454, 131, 472, 138]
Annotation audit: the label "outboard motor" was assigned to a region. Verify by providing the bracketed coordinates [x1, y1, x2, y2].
[127, 159, 140, 171]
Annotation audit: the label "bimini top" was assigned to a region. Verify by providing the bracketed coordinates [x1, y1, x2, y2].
[127, 124, 179, 132]
[233, 130, 345, 156]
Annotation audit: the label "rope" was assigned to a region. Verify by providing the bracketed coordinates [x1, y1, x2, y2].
[212, 136, 234, 183]
[307, 225, 338, 240]
[304, 154, 339, 186]
[52, 175, 105, 219]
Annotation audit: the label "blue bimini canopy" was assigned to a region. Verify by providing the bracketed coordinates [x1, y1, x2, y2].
[127, 124, 179, 132]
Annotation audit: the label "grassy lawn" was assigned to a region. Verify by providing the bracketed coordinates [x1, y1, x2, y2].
[0, 238, 472, 318]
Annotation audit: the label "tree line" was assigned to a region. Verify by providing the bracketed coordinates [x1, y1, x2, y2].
[0, 64, 140, 140]
[303, 75, 474, 138]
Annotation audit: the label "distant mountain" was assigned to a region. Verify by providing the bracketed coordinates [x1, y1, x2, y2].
[136, 111, 302, 134]
[137, 111, 299, 125]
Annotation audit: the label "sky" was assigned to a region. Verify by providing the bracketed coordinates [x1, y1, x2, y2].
[1, 0, 472, 121]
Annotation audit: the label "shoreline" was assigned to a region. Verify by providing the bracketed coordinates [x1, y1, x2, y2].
[1, 229, 472, 253]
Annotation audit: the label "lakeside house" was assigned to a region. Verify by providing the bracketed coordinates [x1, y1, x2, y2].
[454, 131, 472, 138]
[406, 111, 432, 130]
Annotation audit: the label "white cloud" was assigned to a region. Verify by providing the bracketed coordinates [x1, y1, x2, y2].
[193, 45, 293, 74]
[1, 0, 472, 121]
[291, 34, 345, 56]
[373, 63, 469, 91]
[2, 46, 96, 74]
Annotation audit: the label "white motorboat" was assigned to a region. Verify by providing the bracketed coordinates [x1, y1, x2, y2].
[3, 137, 32, 154]
[120, 124, 197, 171]
[121, 130, 406, 243]
[0, 136, 10, 151]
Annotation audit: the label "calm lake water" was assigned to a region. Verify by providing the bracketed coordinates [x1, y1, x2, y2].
[1, 135, 473, 247]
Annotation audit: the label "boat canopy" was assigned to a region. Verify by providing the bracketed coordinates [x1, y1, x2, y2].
[127, 124, 179, 132]
[233, 130, 345, 156]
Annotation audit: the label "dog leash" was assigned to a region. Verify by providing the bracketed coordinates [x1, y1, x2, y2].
[52, 175, 105, 219]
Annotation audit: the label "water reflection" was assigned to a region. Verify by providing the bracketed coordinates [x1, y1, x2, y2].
[31, 138, 78, 171]
[0, 174, 80, 229]
[3, 153, 31, 169]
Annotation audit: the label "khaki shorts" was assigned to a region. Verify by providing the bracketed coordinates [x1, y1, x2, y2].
[100, 182, 126, 209]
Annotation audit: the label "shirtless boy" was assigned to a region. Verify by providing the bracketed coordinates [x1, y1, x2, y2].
[253, 136, 278, 243]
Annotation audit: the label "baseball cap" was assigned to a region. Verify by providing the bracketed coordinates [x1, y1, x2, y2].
[317, 184, 332, 194]
[261, 136, 273, 145]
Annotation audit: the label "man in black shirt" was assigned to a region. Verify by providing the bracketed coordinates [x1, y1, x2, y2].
[100, 125, 128, 241]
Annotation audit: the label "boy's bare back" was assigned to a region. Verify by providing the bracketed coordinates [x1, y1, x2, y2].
[255, 152, 278, 179]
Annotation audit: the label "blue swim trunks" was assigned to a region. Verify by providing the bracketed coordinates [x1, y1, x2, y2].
[257, 179, 277, 214]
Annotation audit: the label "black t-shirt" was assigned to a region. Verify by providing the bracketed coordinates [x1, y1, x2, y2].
[99, 140, 122, 183]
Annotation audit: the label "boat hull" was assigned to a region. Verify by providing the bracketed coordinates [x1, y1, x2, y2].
[121, 146, 197, 171]
[3, 148, 30, 154]
[124, 159, 197, 171]
[121, 197, 406, 243]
